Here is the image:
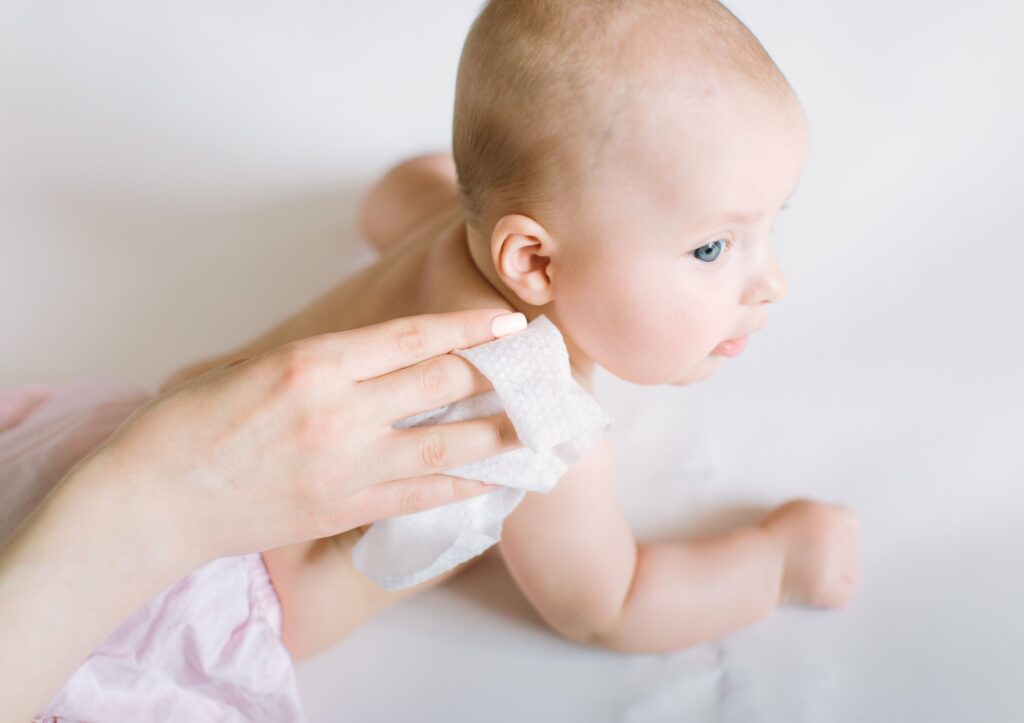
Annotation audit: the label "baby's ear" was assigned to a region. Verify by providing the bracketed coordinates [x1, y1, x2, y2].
[491, 214, 555, 306]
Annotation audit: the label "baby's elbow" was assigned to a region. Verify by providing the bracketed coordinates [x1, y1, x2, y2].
[564, 619, 635, 653]
[533, 586, 643, 652]
[544, 608, 636, 653]
[588, 626, 678, 654]
[549, 611, 699, 655]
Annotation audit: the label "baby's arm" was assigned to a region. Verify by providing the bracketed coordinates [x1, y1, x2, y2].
[499, 437, 783, 652]
[500, 436, 860, 653]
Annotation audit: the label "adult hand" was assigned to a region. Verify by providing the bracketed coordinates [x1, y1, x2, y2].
[0, 308, 526, 722]
[98, 307, 528, 562]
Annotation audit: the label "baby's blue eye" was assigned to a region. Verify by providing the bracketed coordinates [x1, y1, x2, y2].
[693, 239, 725, 263]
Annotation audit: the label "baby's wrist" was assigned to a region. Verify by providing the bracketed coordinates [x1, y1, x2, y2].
[756, 521, 789, 607]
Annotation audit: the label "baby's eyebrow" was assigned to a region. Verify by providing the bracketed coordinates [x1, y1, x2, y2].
[695, 202, 790, 229]
[717, 209, 762, 223]
[726, 205, 788, 222]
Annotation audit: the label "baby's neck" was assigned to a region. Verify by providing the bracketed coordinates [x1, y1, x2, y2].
[282, 208, 596, 383]
[383, 213, 596, 380]
[460, 223, 597, 382]
[328, 209, 517, 330]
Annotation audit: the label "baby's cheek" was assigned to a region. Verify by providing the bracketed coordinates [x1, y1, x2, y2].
[556, 253, 702, 383]
[586, 292, 692, 383]
[611, 290, 718, 383]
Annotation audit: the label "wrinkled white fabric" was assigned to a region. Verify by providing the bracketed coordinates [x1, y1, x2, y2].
[351, 315, 613, 590]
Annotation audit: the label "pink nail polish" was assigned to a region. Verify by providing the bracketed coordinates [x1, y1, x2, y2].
[491, 312, 527, 338]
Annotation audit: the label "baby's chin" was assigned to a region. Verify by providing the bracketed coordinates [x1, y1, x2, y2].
[668, 355, 722, 386]
[601, 352, 721, 386]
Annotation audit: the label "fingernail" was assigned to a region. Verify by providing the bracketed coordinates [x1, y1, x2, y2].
[491, 312, 527, 338]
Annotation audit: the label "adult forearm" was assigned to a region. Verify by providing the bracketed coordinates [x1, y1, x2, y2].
[0, 451, 202, 723]
[595, 524, 785, 653]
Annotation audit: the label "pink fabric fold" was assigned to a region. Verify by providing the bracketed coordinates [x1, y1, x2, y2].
[0, 380, 305, 722]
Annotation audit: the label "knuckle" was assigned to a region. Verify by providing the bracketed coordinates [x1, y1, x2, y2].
[400, 487, 427, 515]
[274, 346, 329, 396]
[795, 500, 831, 527]
[418, 358, 451, 400]
[274, 346, 312, 390]
[792, 499, 820, 515]
[394, 321, 427, 355]
[420, 434, 450, 469]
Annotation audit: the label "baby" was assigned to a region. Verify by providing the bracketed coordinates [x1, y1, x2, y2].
[165, 0, 861, 659]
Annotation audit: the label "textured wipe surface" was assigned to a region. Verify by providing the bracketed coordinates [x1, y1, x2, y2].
[351, 315, 613, 590]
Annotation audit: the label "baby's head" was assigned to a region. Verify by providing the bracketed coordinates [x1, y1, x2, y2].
[453, 0, 809, 386]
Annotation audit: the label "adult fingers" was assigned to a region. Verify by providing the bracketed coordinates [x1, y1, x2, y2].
[360, 353, 494, 425]
[365, 413, 522, 484]
[339, 474, 500, 530]
[317, 309, 526, 382]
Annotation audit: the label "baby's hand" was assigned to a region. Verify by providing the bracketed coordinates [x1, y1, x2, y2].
[757, 499, 861, 609]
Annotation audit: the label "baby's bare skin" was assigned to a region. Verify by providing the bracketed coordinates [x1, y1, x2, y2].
[164, 153, 860, 660]
[164, 158, 518, 659]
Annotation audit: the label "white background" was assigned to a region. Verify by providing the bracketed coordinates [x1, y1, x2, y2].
[2, 1, 1022, 721]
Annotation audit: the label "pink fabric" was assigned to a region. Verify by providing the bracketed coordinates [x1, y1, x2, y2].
[0, 380, 306, 722]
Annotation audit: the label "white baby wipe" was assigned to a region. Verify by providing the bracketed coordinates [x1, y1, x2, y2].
[351, 315, 613, 590]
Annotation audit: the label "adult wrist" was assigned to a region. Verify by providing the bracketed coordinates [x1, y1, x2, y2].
[0, 445, 206, 720]
[60, 444, 211, 581]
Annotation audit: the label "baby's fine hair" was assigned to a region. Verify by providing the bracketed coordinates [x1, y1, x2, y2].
[452, 0, 797, 236]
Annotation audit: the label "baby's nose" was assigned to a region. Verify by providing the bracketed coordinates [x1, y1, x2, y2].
[764, 262, 788, 303]
[744, 255, 788, 305]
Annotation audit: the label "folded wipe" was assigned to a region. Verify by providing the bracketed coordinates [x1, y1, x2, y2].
[351, 315, 613, 590]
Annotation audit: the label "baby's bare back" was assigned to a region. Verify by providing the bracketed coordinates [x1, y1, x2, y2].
[163, 204, 507, 390]
[162, 194, 520, 660]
